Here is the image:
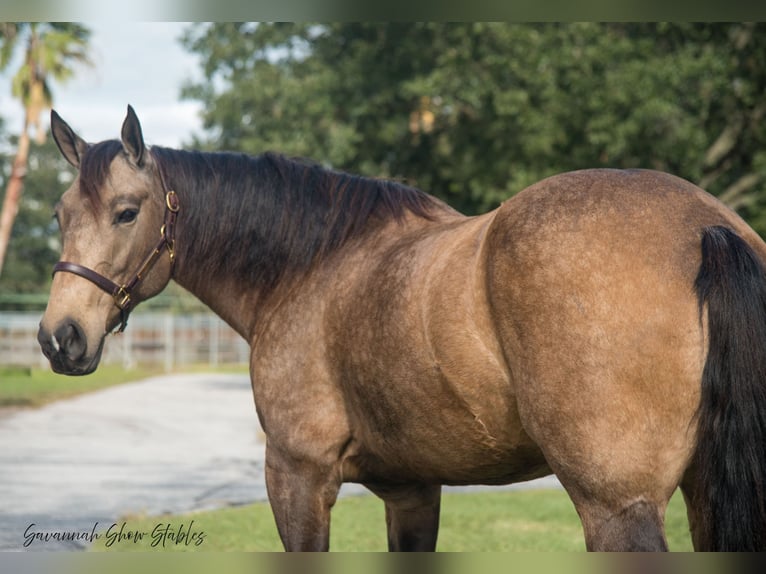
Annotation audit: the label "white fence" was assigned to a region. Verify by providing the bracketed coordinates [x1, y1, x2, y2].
[0, 312, 250, 370]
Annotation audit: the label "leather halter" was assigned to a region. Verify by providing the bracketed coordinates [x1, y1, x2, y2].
[52, 167, 180, 334]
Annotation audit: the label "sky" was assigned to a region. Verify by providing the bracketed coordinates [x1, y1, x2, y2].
[0, 22, 205, 149]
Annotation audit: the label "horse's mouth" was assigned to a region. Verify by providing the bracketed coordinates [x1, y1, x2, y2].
[38, 328, 105, 376]
[49, 355, 101, 376]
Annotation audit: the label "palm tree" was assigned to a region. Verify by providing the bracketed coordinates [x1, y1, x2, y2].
[0, 22, 91, 277]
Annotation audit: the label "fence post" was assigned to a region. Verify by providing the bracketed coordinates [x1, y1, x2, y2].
[164, 313, 174, 372]
[122, 325, 134, 370]
[210, 317, 220, 368]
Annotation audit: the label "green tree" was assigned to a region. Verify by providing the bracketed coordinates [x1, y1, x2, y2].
[0, 22, 91, 277]
[0, 136, 71, 299]
[181, 23, 766, 234]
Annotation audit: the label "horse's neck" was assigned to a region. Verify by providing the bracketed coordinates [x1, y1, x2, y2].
[170, 271, 255, 340]
[171, 210, 454, 344]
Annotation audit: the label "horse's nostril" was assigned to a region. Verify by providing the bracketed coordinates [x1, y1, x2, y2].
[52, 321, 87, 362]
[37, 324, 55, 359]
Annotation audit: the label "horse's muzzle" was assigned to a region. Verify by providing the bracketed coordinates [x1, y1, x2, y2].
[37, 319, 102, 376]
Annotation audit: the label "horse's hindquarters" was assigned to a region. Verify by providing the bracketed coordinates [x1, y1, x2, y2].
[483, 169, 741, 549]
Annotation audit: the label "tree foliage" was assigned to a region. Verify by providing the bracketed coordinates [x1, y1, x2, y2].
[0, 137, 69, 297]
[181, 23, 766, 233]
[0, 22, 91, 145]
[0, 22, 91, 279]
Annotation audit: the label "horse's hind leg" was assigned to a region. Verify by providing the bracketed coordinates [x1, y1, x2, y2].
[574, 497, 668, 551]
[365, 483, 442, 551]
[547, 447, 676, 551]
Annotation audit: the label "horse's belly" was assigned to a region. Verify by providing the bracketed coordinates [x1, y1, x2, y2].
[335, 326, 548, 484]
[339, 389, 551, 486]
[342, 438, 550, 486]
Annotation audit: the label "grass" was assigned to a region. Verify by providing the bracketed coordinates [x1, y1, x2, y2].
[0, 363, 248, 408]
[90, 488, 693, 552]
[0, 365, 166, 408]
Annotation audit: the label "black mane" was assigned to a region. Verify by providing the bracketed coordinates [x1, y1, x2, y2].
[78, 143, 442, 292]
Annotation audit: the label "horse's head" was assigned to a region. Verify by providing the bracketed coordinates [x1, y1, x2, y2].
[38, 106, 177, 375]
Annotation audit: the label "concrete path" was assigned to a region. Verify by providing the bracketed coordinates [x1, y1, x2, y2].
[0, 373, 560, 551]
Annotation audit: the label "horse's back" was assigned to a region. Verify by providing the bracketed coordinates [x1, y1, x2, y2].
[484, 168, 764, 518]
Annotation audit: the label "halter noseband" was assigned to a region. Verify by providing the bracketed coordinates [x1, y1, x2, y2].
[52, 168, 180, 334]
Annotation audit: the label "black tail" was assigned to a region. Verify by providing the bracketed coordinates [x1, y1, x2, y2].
[692, 226, 766, 551]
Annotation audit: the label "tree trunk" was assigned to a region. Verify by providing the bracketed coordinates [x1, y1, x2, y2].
[0, 118, 31, 278]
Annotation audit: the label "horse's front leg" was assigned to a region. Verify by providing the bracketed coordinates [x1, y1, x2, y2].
[265, 446, 341, 551]
[366, 482, 442, 551]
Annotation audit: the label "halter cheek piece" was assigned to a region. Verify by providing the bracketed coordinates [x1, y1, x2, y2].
[52, 182, 180, 334]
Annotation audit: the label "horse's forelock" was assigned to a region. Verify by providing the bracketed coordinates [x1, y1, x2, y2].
[77, 140, 124, 211]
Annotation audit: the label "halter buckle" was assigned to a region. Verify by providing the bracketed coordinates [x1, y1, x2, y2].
[167, 241, 176, 263]
[114, 286, 132, 310]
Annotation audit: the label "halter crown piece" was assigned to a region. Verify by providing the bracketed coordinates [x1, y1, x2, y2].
[52, 163, 179, 333]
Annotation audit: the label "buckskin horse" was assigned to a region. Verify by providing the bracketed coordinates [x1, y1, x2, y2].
[38, 106, 766, 551]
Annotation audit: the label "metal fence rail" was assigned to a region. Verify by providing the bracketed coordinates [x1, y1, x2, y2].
[0, 312, 250, 370]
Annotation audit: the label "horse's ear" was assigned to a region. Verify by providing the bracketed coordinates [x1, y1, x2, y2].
[121, 104, 146, 167]
[50, 110, 89, 169]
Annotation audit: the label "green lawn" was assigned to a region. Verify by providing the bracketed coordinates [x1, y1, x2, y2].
[90, 488, 693, 552]
[0, 365, 167, 408]
[0, 363, 248, 408]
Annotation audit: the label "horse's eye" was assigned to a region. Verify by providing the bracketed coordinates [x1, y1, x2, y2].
[116, 209, 138, 225]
